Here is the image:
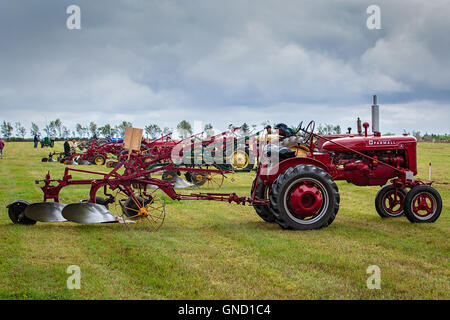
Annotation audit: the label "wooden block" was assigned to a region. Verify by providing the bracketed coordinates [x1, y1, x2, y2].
[123, 127, 143, 152]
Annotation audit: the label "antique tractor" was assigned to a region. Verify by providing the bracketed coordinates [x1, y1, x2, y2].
[251, 118, 443, 229]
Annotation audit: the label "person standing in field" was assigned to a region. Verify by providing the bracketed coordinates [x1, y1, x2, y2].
[0, 138, 5, 159]
[64, 139, 71, 156]
[34, 134, 38, 148]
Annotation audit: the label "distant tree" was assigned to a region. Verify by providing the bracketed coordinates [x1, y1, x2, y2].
[99, 124, 112, 137]
[162, 127, 171, 135]
[43, 123, 56, 137]
[15, 122, 26, 139]
[54, 118, 62, 138]
[1, 121, 13, 140]
[145, 124, 162, 139]
[333, 125, 341, 134]
[204, 123, 214, 137]
[76, 123, 84, 138]
[110, 126, 119, 138]
[317, 123, 342, 135]
[412, 130, 422, 141]
[177, 120, 192, 139]
[89, 122, 98, 137]
[30, 122, 40, 137]
[117, 121, 132, 137]
[62, 126, 70, 139]
[240, 123, 250, 135]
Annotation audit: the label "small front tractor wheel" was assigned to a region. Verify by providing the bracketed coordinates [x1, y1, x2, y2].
[375, 184, 407, 218]
[404, 185, 442, 223]
[7, 200, 37, 225]
[270, 164, 339, 230]
[92, 154, 106, 166]
[251, 178, 276, 223]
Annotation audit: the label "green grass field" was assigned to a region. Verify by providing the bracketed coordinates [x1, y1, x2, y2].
[0, 142, 448, 299]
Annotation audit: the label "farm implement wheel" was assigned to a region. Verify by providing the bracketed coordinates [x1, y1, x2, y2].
[114, 188, 166, 230]
[404, 185, 442, 223]
[270, 164, 339, 230]
[185, 172, 208, 187]
[92, 154, 106, 166]
[229, 148, 253, 172]
[7, 200, 36, 225]
[251, 178, 276, 223]
[200, 167, 225, 189]
[375, 184, 407, 218]
[162, 170, 178, 182]
[106, 160, 117, 168]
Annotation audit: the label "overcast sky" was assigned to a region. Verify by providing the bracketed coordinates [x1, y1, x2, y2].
[0, 0, 449, 136]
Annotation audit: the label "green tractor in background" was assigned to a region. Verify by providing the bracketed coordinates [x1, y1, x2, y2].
[41, 136, 55, 148]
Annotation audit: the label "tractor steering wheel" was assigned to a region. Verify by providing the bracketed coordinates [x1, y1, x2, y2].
[303, 120, 315, 144]
[294, 121, 303, 135]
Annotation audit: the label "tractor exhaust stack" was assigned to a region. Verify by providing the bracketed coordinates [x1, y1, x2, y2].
[371, 95, 380, 133]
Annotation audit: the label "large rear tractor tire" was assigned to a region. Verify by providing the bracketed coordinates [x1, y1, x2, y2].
[251, 178, 276, 223]
[375, 184, 407, 218]
[404, 185, 442, 223]
[269, 164, 339, 230]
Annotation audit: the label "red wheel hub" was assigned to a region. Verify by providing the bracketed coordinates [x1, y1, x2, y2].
[412, 193, 434, 217]
[383, 190, 404, 215]
[289, 183, 323, 217]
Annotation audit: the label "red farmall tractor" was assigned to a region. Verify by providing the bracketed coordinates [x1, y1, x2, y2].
[251, 119, 442, 230]
[6, 101, 443, 230]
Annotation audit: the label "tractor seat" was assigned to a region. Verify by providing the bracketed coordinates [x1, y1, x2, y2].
[263, 145, 296, 161]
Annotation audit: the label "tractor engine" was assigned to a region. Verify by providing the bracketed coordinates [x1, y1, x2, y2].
[321, 135, 417, 186]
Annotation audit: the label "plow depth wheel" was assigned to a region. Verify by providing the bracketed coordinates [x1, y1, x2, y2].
[404, 185, 442, 223]
[113, 187, 166, 230]
[375, 184, 407, 218]
[7, 200, 36, 225]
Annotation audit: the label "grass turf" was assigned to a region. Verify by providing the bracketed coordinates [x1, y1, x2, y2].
[0, 141, 448, 299]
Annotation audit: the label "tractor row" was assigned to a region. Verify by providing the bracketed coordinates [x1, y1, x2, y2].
[7, 115, 443, 230]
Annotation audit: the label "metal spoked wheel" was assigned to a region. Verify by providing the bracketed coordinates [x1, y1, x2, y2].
[201, 167, 225, 189]
[112, 186, 166, 230]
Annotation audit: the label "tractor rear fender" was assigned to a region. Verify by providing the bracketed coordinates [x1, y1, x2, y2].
[259, 157, 331, 184]
[6, 200, 31, 208]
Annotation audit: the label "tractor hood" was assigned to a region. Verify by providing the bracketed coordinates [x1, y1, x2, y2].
[321, 135, 417, 152]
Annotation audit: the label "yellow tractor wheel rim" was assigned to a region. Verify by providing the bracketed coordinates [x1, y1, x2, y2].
[231, 150, 249, 169]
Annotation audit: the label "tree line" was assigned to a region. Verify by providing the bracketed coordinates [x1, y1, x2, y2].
[0, 119, 257, 141]
[5, 118, 445, 142]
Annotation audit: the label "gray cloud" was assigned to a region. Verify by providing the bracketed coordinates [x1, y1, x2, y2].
[0, 0, 449, 135]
